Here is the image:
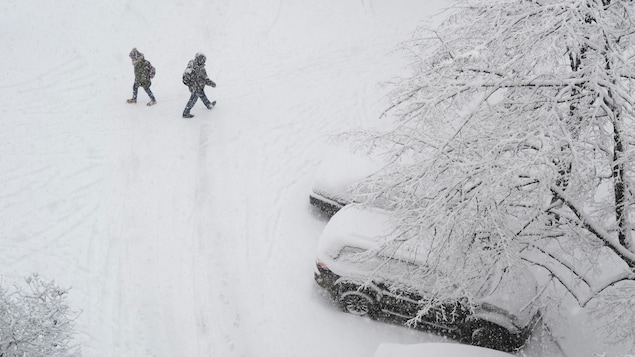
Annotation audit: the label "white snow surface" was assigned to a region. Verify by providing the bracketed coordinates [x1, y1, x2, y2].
[0, 0, 625, 356]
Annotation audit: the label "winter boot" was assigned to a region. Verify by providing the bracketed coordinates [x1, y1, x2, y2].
[206, 100, 216, 110]
[127, 98, 137, 103]
[147, 100, 157, 106]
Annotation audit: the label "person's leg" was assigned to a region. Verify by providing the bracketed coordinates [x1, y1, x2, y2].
[183, 93, 198, 117]
[127, 83, 139, 103]
[199, 91, 214, 109]
[144, 86, 156, 105]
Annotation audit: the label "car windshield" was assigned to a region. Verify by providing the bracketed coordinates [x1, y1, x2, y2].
[335, 245, 439, 294]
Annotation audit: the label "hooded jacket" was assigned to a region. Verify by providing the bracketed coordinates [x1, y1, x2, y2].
[132, 53, 153, 88]
[184, 53, 215, 93]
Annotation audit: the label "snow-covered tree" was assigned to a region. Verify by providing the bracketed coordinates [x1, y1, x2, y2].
[0, 274, 81, 357]
[355, 0, 635, 347]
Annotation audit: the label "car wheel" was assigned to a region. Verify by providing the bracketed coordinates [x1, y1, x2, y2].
[338, 291, 377, 317]
[467, 320, 514, 351]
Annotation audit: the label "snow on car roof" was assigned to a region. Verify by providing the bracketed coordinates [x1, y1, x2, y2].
[317, 204, 432, 265]
[311, 144, 388, 204]
[318, 204, 391, 255]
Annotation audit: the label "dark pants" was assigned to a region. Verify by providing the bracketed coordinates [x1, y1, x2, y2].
[132, 83, 155, 101]
[183, 91, 213, 115]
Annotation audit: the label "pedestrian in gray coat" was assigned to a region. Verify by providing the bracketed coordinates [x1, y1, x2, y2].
[182, 52, 216, 118]
[127, 48, 157, 106]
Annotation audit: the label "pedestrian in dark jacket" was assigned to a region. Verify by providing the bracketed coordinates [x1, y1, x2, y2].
[182, 52, 216, 118]
[127, 48, 157, 106]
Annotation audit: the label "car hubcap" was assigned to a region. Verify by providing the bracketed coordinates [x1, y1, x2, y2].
[342, 294, 370, 316]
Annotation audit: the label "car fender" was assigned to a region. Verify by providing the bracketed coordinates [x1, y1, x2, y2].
[468, 310, 519, 334]
[333, 278, 383, 301]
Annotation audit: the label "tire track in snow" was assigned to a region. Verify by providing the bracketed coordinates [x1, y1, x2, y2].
[103, 114, 214, 356]
[189, 108, 249, 355]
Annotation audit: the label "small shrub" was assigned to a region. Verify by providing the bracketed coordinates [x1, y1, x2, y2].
[0, 274, 81, 357]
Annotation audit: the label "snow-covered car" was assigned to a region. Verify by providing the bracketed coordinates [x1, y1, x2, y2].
[373, 342, 516, 357]
[309, 146, 387, 216]
[314, 205, 541, 352]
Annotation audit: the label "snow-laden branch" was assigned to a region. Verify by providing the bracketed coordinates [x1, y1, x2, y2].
[357, 0, 635, 347]
[582, 270, 635, 307]
[520, 256, 586, 305]
[550, 184, 635, 266]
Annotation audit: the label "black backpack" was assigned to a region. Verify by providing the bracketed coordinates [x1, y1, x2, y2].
[148, 63, 156, 79]
[146, 61, 156, 79]
[182, 60, 194, 86]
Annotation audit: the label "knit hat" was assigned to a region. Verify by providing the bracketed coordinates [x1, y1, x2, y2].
[129, 48, 141, 60]
[195, 52, 206, 65]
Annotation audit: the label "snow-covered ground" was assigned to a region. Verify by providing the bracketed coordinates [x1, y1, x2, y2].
[0, 1, 625, 356]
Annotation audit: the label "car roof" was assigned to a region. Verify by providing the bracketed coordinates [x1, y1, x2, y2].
[317, 204, 434, 265]
[310, 145, 389, 204]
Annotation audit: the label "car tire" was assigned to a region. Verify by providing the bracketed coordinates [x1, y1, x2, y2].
[466, 320, 515, 351]
[337, 290, 377, 317]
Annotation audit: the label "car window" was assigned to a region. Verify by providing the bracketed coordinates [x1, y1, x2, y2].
[334, 246, 366, 259]
[335, 246, 436, 294]
[335, 246, 385, 273]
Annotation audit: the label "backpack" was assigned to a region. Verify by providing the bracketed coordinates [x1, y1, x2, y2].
[147, 62, 156, 79]
[182, 60, 194, 86]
